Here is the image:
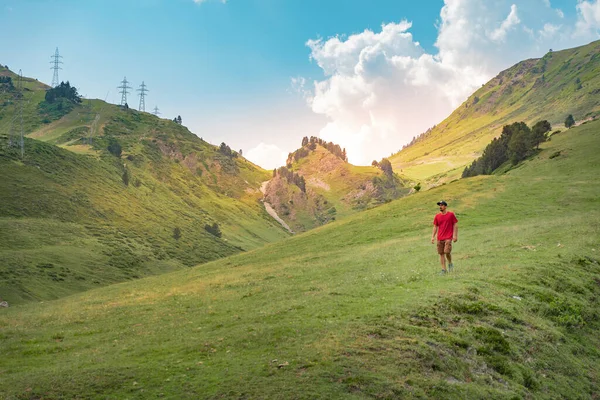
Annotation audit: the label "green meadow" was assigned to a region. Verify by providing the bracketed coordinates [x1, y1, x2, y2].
[1, 118, 598, 398]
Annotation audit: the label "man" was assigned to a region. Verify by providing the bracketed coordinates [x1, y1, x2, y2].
[431, 200, 458, 274]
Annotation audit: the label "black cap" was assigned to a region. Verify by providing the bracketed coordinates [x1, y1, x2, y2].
[437, 200, 448, 206]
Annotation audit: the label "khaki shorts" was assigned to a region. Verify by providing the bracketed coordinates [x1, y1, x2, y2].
[437, 240, 452, 255]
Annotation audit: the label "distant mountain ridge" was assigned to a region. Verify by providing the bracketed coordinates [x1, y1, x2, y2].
[390, 39, 600, 185]
[0, 67, 291, 304]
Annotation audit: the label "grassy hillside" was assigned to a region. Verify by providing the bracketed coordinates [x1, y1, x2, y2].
[390, 39, 600, 186]
[1, 118, 598, 398]
[0, 70, 290, 305]
[0, 65, 50, 137]
[265, 143, 409, 232]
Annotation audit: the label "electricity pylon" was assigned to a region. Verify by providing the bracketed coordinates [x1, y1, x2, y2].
[50, 47, 63, 87]
[118, 77, 132, 108]
[137, 81, 148, 112]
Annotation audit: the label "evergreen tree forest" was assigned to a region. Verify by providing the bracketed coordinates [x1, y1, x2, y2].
[462, 120, 551, 178]
[38, 81, 82, 122]
[275, 166, 306, 193]
[287, 136, 348, 166]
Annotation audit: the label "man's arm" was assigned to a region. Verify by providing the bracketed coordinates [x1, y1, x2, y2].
[453, 223, 458, 242]
[431, 225, 438, 244]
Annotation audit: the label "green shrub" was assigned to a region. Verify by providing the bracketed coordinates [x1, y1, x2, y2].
[548, 297, 585, 328]
[565, 114, 575, 128]
[549, 151, 561, 159]
[473, 326, 510, 355]
[173, 227, 182, 240]
[205, 223, 222, 238]
[107, 138, 122, 158]
[121, 169, 129, 186]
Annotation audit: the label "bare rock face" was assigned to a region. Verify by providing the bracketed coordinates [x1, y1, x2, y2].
[262, 174, 337, 232]
[343, 181, 377, 202]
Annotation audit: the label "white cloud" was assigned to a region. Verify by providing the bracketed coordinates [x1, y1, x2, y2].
[489, 4, 521, 42]
[290, 76, 312, 102]
[245, 143, 288, 170]
[542, 0, 564, 18]
[540, 23, 561, 39]
[296, 0, 591, 166]
[575, 0, 600, 36]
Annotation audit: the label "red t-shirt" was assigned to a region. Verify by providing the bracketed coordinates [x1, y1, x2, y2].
[433, 212, 458, 241]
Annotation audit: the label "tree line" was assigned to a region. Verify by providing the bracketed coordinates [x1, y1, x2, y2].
[219, 142, 238, 158]
[39, 81, 82, 123]
[44, 81, 81, 104]
[401, 125, 436, 150]
[371, 158, 394, 178]
[273, 166, 306, 192]
[287, 136, 348, 166]
[462, 120, 551, 178]
[0, 76, 14, 89]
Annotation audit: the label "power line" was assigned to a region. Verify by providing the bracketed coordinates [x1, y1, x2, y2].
[8, 73, 19, 148]
[152, 106, 160, 116]
[137, 81, 148, 112]
[15, 70, 24, 157]
[84, 97, 93, 144]
[7, 70, 31, 157]
[19, 70, 24, 158]
[50, 47, 63, 88]
[117, 76, 132, 108]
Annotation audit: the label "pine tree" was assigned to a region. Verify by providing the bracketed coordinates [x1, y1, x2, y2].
[531, 120, 551, 149]
[379, 158, 393, 177]
[565, 114, 575, 128]
[508, 127, 530, 165]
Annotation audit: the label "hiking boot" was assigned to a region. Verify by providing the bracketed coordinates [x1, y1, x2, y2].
[448, 263, 454, 272]
[439, 269, 447, 275]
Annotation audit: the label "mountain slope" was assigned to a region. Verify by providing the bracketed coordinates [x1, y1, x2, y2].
[263, 140, 409, 232]
[2, 118, 598, 398]
[0, 70, 290, 304]
[390, 39, 600, 185]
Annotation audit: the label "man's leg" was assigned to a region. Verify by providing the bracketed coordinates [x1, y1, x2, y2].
[437, 241, 447, 272]
[439, 254, 447, 271]
[445, 241, 454, 271]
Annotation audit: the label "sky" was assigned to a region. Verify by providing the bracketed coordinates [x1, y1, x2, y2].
[2, 0, 600, 168]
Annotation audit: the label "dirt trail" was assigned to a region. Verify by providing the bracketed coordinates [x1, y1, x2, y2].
[260, 181, 294, 234]
[574, 116, 596, 127]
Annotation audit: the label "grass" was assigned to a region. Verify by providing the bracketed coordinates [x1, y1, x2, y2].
[1, 117, 598, 398]
[390, 39, 600, 186]
[0, 94, 291, 304]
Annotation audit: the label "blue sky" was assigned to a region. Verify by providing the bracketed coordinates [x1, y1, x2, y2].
[2, 0, 599, 168]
